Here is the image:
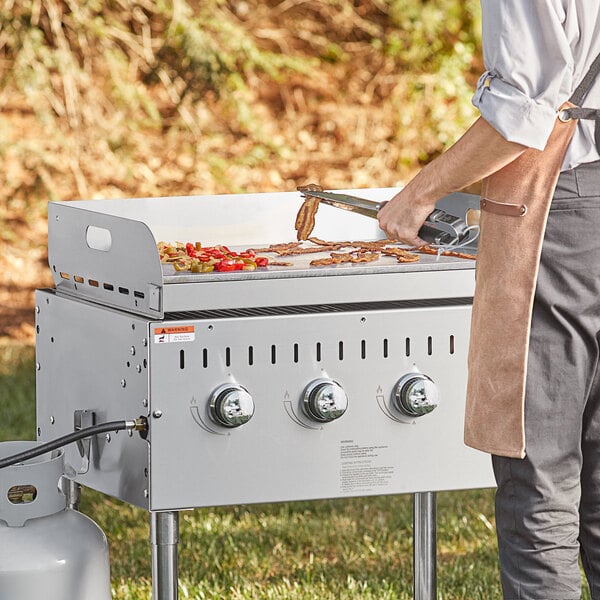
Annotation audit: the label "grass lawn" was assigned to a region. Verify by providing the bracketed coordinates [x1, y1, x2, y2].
[0, 344, 560, 599]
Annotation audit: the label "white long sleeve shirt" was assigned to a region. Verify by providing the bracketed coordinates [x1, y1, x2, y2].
[473, 0, 600, 170]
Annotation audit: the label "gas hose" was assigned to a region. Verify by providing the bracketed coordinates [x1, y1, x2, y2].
[0, 417, 148, 469]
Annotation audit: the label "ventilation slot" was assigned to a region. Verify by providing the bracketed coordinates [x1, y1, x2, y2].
[103, 283, 114, 291]
[179, 350, 185, 370]
[74, 276, 84, 284]
[427, 336, 433, 356]
[383, 338, 389, 358]
[119, 287, 129, 295]
[338, 341, 344, 361]
[225, 347, 231, 367]
[316, 342, 322, 362]
[271, 345, 277, 365]
[134, 290, 145, 299]
[248, 346, 254, 366]
[203, 348, 208, 369]
[405, 337, 411, 357]
[293, 343, 299, 364]
[89, 279, 99, 287]
[450, 335, 455, 355]
[361, 340, 367, 360]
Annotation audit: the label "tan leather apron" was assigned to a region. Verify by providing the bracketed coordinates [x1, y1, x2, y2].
[464, 54, 600, 458]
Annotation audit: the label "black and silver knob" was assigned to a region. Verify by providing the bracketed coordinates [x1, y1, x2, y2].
[393, 374, 439, 417]
[302, 378, 348, 423]
[209, 384, 254, 428]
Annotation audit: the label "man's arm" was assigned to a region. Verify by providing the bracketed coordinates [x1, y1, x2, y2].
[377, 117, 527, 245]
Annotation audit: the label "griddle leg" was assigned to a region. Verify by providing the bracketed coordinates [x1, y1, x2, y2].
[413, 491, 437, 600]
[151, 511, 179, 600]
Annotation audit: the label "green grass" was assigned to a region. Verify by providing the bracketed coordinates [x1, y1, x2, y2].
[1, 344, 594, 599]
[0, 345, 37, 441]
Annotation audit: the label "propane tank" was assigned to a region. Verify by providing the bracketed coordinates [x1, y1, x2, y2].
[0, 441, 111, 600]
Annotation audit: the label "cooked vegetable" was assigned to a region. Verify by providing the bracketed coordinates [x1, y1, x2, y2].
[158, 242, 271, 274]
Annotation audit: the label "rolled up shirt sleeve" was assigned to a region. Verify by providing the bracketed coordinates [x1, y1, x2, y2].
[473, 0, 574, 150]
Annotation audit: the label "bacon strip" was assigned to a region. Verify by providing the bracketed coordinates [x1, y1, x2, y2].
[350, 252, 380, 263]
[309, 250, 381, 266]
[380, 247, 420, 262]
[412, 245, 476, 260]
[248, 242, 302, 254]
[267, 261, 294, 266]
[295, 197, 320, 241]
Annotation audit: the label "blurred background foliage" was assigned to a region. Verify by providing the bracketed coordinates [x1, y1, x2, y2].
[0, 0, 482, 206]
[0, 0, 482, 342]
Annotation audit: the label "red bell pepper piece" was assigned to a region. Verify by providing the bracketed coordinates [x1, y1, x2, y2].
[255, 257, 269, 267]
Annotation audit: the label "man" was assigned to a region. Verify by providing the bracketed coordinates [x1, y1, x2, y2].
[378, 2, 600, 599]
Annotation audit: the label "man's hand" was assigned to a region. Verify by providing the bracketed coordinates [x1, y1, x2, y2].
[377, 189, 436, 246]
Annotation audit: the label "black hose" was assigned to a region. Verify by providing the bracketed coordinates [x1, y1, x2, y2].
[0, 420, 135, 469]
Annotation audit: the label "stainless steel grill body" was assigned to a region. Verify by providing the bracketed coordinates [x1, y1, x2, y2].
[36, 188, 493, 511]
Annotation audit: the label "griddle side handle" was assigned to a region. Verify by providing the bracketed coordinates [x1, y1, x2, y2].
[47, 202, 164, 318]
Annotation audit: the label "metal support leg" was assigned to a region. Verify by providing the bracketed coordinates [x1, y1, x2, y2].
[413, 491, 437, 600]
[151, 511, 179, 600]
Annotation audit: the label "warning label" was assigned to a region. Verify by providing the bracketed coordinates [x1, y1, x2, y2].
[154, 326, 195, 343]
[339, 440, 395, 493]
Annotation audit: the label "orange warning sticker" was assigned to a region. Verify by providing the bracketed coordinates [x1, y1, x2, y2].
[154, 325, 195, 343]
[154, 326, 195, 335]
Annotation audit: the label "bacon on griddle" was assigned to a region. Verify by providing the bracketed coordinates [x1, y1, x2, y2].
[380, 247, 420, 262]
[412, 245, 476, 260]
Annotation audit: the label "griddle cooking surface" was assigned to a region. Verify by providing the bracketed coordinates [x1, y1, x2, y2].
[162, 243, 476, 284]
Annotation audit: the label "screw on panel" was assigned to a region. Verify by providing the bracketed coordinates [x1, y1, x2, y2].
[105, 433, 111, 443]
[136, 365, 142, 373]
[36, 362, 41, 371]
[35, 306, 40, 314]
[50, 416, 55, 424]
[130, 346, 136, 355]
[142, 338, 148, 347]
[144, 489, 149, 498]
[143, 398, 148, 407]
[152, 410, 163, 419]
[121, 379, 127, 388]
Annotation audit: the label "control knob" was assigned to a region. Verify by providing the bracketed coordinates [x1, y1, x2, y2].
[393, 374, 439, 417]
[302, 378, 348, 422]
[209, 384, 254, 428]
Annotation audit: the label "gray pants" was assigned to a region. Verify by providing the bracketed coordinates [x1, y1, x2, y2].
[493, 159, 600, 600]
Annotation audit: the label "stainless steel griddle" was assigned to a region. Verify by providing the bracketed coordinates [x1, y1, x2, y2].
[35, 188, 493, 600]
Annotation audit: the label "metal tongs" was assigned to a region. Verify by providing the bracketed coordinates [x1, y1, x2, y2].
[298, 186, 480, 246]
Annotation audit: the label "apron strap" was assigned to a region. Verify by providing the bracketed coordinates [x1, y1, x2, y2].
[570, 51, 600, 106]
[561, 51, 600, 152]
